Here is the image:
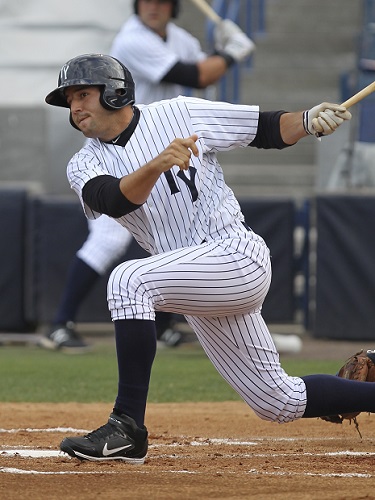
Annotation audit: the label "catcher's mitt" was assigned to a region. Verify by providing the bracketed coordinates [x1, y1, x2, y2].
[320, 349, 375, 436]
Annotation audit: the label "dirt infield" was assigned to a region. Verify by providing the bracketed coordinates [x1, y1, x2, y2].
[1, 401, 375, 500]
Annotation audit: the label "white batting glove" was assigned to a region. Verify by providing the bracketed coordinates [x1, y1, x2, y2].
[303, 103, 352, 136]
[222, 32, 255, 62]
[214, 19, 243, 50]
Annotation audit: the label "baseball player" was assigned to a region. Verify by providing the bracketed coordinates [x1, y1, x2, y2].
[40, 0, 254, 353]
[45, 54, 369, 465]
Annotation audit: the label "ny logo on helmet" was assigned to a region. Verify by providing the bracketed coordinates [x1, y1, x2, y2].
[60, 63, 70, 82]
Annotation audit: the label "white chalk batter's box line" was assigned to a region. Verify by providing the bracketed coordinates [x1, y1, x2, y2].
[0, 468, 372, 479]
[2, 428, 374, 477]
[0, 427, 363, 443]
[1, 441, 375, 477]
[2, 446, 375, 459]
[0, 462, 372, 478]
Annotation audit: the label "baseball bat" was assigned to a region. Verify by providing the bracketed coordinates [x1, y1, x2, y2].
[341, 80, 375, 108]
[189, 0, 222, 24]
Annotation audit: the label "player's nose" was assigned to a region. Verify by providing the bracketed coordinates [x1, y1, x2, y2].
[70, 100, 81, 113]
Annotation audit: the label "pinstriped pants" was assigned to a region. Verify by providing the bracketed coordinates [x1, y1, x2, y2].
[107, 229, 307, 423]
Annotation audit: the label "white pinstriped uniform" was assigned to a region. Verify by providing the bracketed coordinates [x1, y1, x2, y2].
[110, 14, 206, 105]
[78, 14, 207, 275]
[67, 96, 307, 423]
[76, 215, 132, 275]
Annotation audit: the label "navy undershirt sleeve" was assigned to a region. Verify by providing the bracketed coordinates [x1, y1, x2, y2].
[250, 110, 294, 149]
[162, 54, 233, 89]
[162, 61, 200, 88]
[82, 175, 142, 218]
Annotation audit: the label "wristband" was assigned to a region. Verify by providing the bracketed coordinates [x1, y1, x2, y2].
[302, 110, 313, 135]
[213, 50, 235, 68]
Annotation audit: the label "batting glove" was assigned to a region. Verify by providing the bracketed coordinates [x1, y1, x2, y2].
[214, 19, 243, 50]
[303, 103, 352, 136]
[222, 32, 255, 63]
[215, 19, 255, 62]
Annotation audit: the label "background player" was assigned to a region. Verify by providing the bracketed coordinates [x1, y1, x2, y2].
[39, 0, 254, 353]
[44, 54, 375, 465]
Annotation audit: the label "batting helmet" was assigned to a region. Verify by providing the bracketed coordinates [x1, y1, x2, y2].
[45, 53, 135, 110]
[134, 0, 179, 18]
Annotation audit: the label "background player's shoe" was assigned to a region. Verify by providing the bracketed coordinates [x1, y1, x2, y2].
[38, 321, 91, 354]
[158, 327, 183, 347]
[60, 412, 148, 463]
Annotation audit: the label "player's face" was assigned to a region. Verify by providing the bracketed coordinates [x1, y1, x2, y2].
[137, 0, 173, 37]
[65, 86, 117, 140]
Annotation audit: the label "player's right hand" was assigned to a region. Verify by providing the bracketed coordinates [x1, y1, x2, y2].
[152, 135, 199, 173]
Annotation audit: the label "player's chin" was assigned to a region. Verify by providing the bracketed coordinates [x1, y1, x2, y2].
[77, 117, 89, 128]
[76, 120, 91, 135]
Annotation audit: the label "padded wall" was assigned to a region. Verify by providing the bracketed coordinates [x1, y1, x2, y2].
[0, 189, 29, 331]
[29, 196, 296, 326]
[314, 195, 375, 340]
[28, 197, 148, 324]
[238, 198, 296, 322]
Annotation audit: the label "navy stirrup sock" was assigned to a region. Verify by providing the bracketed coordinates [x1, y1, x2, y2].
[53, 256, 100, 324]
[114, 319, 157, 428]
[302, 374, 375, 418]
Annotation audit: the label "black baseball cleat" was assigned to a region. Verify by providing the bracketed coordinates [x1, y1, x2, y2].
[60, 413, 148, 463]
[39, 322, 91, 354]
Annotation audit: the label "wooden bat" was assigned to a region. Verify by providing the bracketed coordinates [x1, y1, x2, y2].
[341, 80, 375, 108]
[189, 0, 222, 25]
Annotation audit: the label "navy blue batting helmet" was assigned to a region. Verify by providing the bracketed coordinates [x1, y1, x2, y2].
[45, 53, 135, 110]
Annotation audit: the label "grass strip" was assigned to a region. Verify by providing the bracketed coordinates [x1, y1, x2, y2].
[0, 342, 340, 403]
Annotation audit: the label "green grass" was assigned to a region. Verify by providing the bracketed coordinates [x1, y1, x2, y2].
[0, 341, 341, 403]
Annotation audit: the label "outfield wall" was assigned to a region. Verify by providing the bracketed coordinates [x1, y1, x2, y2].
[0, 189, 304, 333]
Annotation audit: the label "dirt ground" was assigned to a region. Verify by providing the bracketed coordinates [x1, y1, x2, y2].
[1, 332, 375, 499]
[1, 399, 375, 500]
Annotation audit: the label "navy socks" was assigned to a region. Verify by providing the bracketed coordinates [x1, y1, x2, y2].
[114, 319, 157, 428]
[53, 256, 100, 324]
[302, 374, 375, 418]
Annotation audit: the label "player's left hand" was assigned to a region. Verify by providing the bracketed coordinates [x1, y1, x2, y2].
[303, 102, 352, 136]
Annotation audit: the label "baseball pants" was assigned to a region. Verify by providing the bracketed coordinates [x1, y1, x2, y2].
[107, 225, 307, 423]
[77, 215, 133, 275]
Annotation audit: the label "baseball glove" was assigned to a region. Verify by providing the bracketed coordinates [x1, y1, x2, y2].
[320, 349, 375, 436]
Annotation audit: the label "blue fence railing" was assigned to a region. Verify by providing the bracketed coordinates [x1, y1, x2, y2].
[363, 0, 375, 24]
[206, 0, 266, 103]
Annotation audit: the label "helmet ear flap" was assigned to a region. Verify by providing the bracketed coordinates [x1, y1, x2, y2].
[101, 82, 135, 110]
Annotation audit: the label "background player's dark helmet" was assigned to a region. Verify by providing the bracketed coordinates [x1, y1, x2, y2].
[45, 53, 135, 110]
[133, 0, 179, 18]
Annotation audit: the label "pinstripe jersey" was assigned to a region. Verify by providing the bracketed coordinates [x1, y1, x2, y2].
[110, 14, 206, 104]
[67, 96, 260, 255]
[66, 94, 309, 424]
